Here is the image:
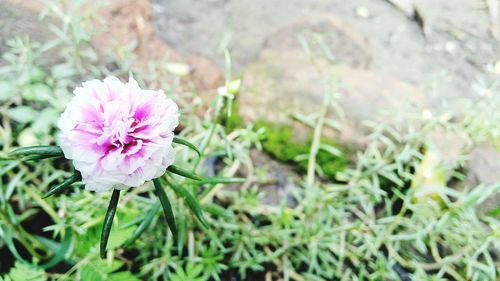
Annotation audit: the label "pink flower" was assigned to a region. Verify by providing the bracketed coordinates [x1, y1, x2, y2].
[57, 76, 179, 192]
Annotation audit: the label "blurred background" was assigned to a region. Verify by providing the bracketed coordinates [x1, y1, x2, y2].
[0, 0, 499, 280]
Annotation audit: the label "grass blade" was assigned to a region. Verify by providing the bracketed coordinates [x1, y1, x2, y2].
[166, 179, 209, 228]
[167, 165, 202, 181]
[9, 146, 63, 159]
[173, 137, 201, 156]
[124, 201, 161, 246]
[42, 173, 81, 198]
[100, 189, 120, 259]
[153, 178, 178, 240]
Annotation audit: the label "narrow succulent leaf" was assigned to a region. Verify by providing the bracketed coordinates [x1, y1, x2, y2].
[176, 214, 186, 254]
[167, 179, 209, 228]
[22, 154, 61, 161]
[167, 165, 202, 181]
[40, 228, 72, 269]
[42, 173, 81, 198]
[173, 137, 201, 156]
[203, 203, 231, 219]
[201, 176, 245, 184]
[100, 189, 120, 259]
[9, 145, 63, 159]
[124, 201, 161, 246]
[1, 226, 28, 263]
[153, 178, 178, 240]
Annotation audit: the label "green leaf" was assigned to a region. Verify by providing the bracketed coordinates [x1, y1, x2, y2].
[51, 63, 77, 79]
[201, 176, 245, 184]
[1, 226, 28, 263]
[107, 227, 135, 250]
[9, 145, 63, 159]
[167, 165, 202, 181]
[42, 173, 81, 198]
[153, 178, 177, 240]
[486, 207, 500, 217]
[31, 109, 59, 135]
[176, 214, 186, 254]
[173, 137, 201, 156]
[100, 189, 121, 259]
[167, 179, 209, 228]
[39, 228, 72, 269]
[4, 262, 47, 281]
[109, 272, 141, 281]
[80, 261, 139, 281]
[202, 203, 231, 219]
[7, 106, 38, 124]
[0, 81, 15, 102]
[22, 84, 51, 102]
[124, 201, 161, 246]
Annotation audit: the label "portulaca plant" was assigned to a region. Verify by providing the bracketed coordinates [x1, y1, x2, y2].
[9, 76, 240, 258]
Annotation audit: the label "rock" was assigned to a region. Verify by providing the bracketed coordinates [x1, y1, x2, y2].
[203, 150, 298, 207]
[91, 0, 224, 91]
[414, 0, 492, 39]
[151, 0, 375, 72]
[262, 14, 372, 68]
[467, 144, 500, 214]
[0, 1, 54, 56]
[186, 56, 224, 91]
[248, 151, 298, 207]
[385, 0, 415, 17]
[92, 0, 181, 68]
[355, 6, 371, 19]
[468, 145, 500, 186]
[239, 49, 426, 146]
[425, 129, 470, 168]
[151, 0, 499, 109]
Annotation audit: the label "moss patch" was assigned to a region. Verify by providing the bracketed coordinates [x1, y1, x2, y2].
[255, 121, 348, 179]
[224, 98, 348, 179]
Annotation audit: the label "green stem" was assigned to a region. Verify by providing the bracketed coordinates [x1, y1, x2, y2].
[306, 81, 332, 187]
[193, 122, 217, 171]
[100, 189, 120, 258]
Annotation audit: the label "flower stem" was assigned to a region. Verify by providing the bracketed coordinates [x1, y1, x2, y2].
[100, 189, 120, 258]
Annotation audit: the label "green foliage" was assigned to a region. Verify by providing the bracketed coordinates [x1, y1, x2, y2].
[223, 97, 244, 132]
[255, 121, 348, 179]
[169, 262, 206, 281]
[0, 263, 47, 281]
[80, 261, 140, 281]
[0, 0, 499, 280]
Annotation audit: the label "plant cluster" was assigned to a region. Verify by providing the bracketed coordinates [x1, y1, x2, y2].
[0, 1, 498, 280]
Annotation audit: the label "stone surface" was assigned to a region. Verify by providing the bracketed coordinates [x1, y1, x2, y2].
[92, 0, 223, 91]
[468, 144, 500, 186]
[262, 14, 372, 68]
[384, 0, 415, 17]
[425, 129, 470, 168]
[203, 150, 297, 206]
[249, 150, 298, 207]
[467, 144, 500, 214]
[152, 0, 500, 106]
[0, 1, 54, 55]
[239, 48, 426, 145]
